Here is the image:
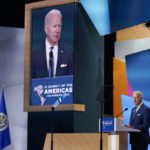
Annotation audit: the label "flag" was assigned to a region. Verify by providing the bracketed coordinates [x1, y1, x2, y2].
[0, 90, 11, 150]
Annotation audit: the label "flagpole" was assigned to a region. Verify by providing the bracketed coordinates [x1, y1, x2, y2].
[0, 87, 11, 149]
[1, 84, 5, 90]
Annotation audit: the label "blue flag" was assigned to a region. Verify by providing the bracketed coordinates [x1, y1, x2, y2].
[0, 90, 11, 150]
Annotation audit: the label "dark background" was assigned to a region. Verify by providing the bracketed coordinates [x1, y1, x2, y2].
[0, 0, 39, 28]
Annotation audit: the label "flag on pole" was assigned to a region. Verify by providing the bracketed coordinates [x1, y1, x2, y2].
[0, 90, 11, 150]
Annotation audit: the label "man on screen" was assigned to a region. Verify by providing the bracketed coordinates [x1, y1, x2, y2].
[126, 91, 150, 150]
[31, 9, 73, 79]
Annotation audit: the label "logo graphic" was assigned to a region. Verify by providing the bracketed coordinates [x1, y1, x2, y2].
[102, 120, 105, 130]
[34, 85, 46, 105]
[60, 64, 67, 68]
[0, 113, 8, 131]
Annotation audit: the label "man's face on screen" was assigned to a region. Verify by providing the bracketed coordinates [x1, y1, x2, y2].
[45, 14, 62, 46]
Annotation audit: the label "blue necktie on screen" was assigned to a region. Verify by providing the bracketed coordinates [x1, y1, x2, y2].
[49, 46, 54, 77]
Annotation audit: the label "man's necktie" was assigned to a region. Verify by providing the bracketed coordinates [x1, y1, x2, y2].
[49, 47, 54, 77]
[130, 108, 137, 125]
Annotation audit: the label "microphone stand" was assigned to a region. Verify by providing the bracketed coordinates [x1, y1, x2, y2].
[100, 100, 104, 150]
[97, 90, 104, 150]
[97, 85, 113, 150]
[51, 107, 54, 150]
[115, 108, 128, 118]
[50, 98, 62, 150]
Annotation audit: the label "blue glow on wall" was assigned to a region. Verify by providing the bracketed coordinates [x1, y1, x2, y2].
[109, 0, 150, 33]
[80, 0, 110, 35]
[126, 49, 150, 101]
[80, 0, 150, 35]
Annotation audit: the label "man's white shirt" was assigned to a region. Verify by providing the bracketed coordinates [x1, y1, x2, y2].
[45, 39, 58, 77]
[136, 102, 143, 112]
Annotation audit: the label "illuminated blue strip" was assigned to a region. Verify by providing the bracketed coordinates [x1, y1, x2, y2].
[80, 0, 110, 35]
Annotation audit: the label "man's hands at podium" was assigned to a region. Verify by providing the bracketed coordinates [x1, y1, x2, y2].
[124, 124, 133, 128]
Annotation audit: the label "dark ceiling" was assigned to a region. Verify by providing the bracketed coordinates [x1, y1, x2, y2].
[0, 0, 42, 28]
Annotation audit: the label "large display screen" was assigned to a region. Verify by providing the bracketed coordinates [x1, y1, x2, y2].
[31, 4, 74, 106]
[24, 0, 75, 111]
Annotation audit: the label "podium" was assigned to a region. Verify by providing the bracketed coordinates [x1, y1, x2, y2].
[43, 133, 109, 150]
[99, 117, 140, 150]
[43, 118, 140, 150]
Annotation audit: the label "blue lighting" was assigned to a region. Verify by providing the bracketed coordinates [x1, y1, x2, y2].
[80, 0, 110, 35]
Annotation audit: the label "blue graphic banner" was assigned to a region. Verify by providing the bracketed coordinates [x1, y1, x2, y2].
[31, 76, 73, 106]
[126, 49, 150, 101]
[99, 117, 114, 132]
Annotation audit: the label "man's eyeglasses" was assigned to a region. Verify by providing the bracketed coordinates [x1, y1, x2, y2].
[132, 97, 142, 100]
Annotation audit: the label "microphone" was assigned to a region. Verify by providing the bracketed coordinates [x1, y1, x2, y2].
[115, 108, 128, 118]
[52, 97, 62, 109]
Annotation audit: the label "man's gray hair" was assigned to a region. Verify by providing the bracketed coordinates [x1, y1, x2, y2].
[44, 9, 62, 26]
[133, 91, 143, 98]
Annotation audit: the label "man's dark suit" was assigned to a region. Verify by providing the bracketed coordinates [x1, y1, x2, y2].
[129, 104, 150, 150]
[31, 41, 73, 79]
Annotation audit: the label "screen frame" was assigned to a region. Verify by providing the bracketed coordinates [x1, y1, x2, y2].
[24, 0, 85, 112]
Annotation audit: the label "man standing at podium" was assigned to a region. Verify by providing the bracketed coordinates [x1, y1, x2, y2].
[127, 91, 150, 150]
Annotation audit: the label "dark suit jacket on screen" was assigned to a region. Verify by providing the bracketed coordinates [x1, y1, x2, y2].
[129, 103, 150, 148]
[31, 41, 73, 79]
